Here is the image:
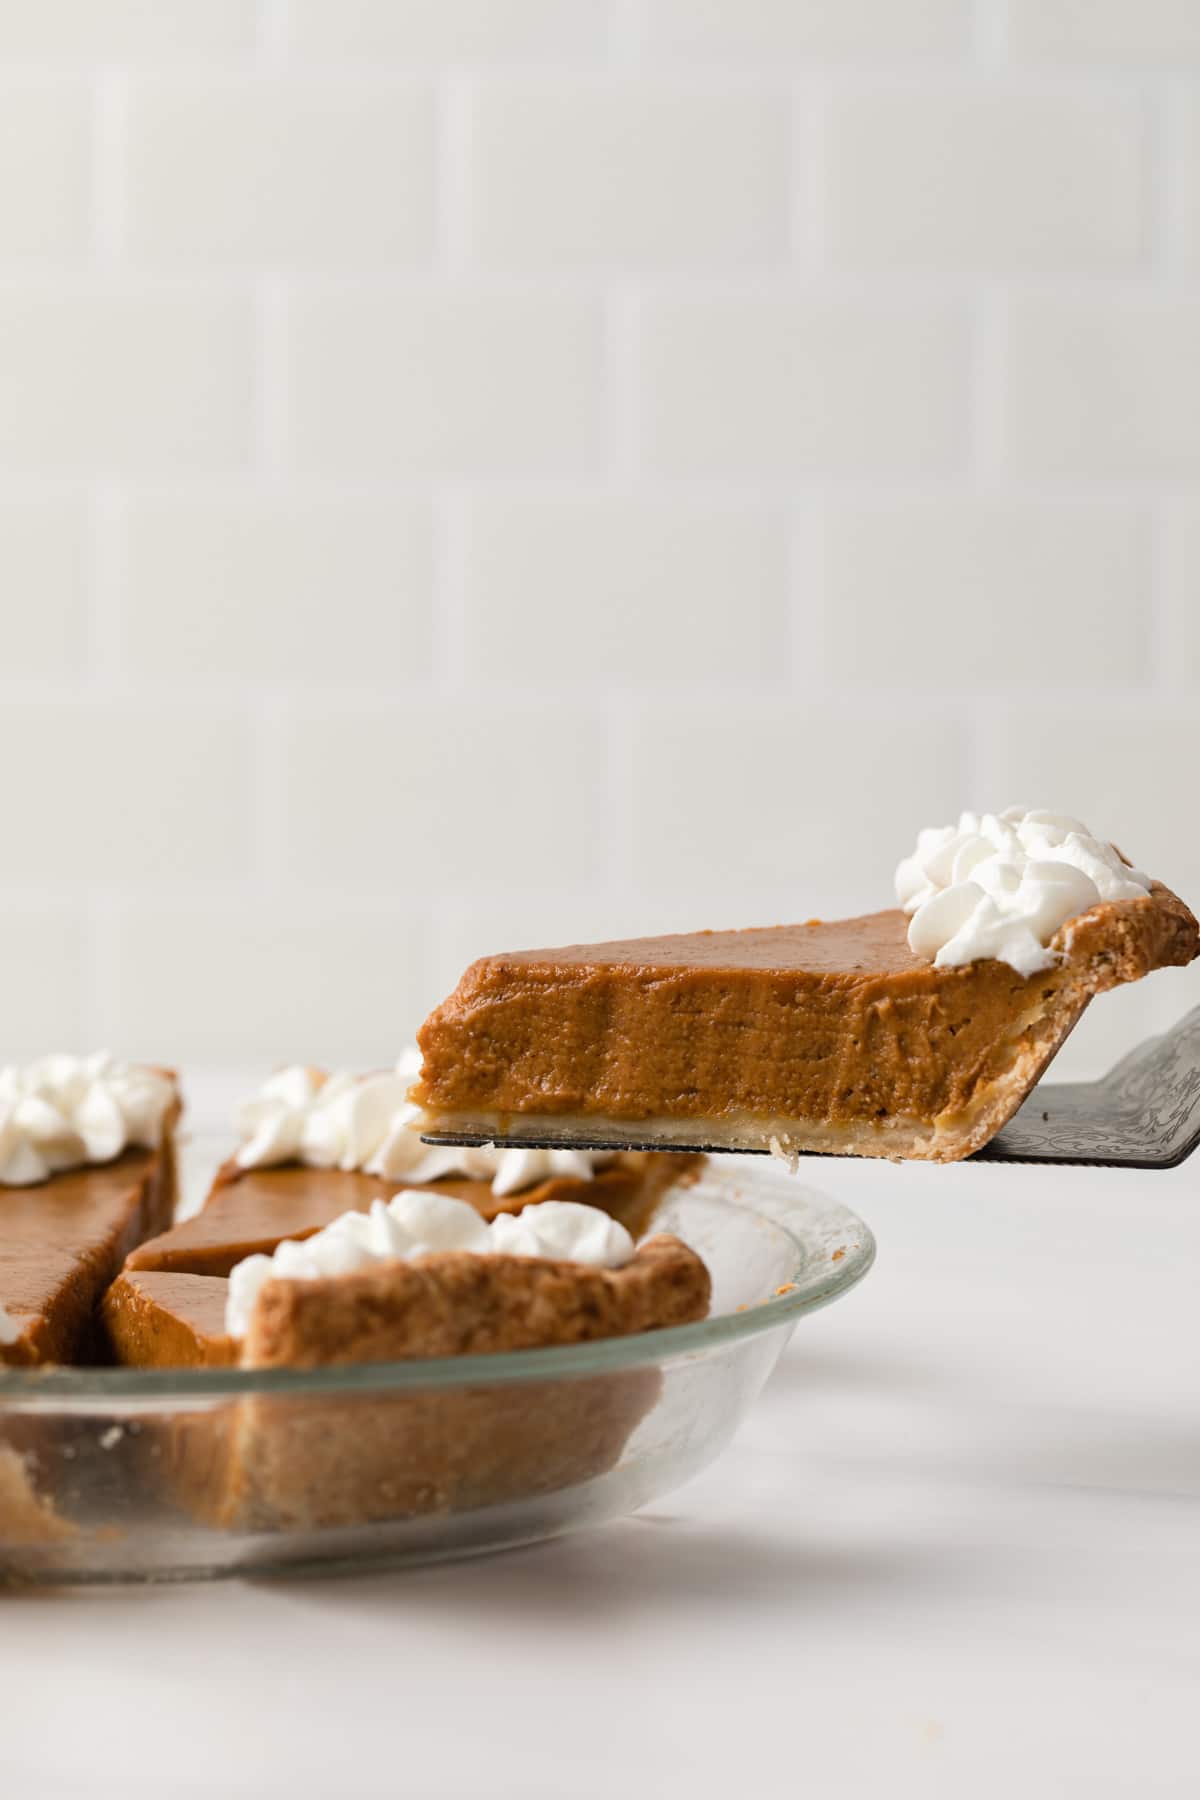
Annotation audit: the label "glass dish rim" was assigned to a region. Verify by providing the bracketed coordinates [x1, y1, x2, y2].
[0, 1182, 875, 1404]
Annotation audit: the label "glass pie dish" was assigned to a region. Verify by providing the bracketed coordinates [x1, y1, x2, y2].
[0, 1160, 874, 1584]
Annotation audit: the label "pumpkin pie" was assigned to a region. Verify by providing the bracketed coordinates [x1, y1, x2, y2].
[103, 1192, 710, 1533]
[105, 1213, 707, 1371]
[0, 1057, 180, 1367]
[412, 812, 1199, 1165]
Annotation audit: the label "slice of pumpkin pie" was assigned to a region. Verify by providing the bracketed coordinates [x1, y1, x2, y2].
[103, 1191, 710, 1533]
[0, 1055, 180, 1366]
[106, 1189, 709, 1371]
[0, 1055, 181, 1553]
[411, 810, 1198, 1165]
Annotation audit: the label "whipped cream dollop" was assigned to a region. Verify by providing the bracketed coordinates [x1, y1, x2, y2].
[895, 808, 1152, 977]
[0, 1054, 174, 1188]
[225, 1191, 635, 1337]
[235, 1053, 615, 1196]
[0, 1305, 21, 1347]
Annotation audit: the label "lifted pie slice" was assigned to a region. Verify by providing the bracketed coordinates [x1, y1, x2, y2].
[412, 812, 1198, 1165]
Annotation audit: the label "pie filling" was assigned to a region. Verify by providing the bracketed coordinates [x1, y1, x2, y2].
[0, 1059, 181, 1368]
[125, 1150, 686, 1287]
[107, 1182, 709, 1370]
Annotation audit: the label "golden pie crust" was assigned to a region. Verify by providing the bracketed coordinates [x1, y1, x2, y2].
[240, 1232, 709, 1368]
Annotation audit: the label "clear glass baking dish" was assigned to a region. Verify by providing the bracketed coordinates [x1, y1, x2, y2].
[0, 1161, 873, 1584]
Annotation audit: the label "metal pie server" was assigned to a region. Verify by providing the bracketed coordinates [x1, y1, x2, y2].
[421, 1004, 1200, 1171]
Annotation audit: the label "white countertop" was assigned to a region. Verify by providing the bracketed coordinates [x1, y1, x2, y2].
[2, 1090, 1198, 1800]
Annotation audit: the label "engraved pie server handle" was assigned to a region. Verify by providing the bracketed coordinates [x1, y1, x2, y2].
[978, 1002, 1200, 1169]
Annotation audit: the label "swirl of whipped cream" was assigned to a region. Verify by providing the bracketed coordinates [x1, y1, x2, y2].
[0, 1305, 20, 1346]
[225, 1192, 635, 1337]
[895, 808, 1152, 977]
[235, 1053, 615, 1196]
[0, 1054, 174, 1188]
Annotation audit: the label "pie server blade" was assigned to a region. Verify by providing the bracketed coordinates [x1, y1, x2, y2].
[420, 1003, 1200, 1171]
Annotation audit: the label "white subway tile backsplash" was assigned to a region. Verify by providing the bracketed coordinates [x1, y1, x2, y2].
[640, 0, 971, 63]
[0, 83, 91, 261]
[641, 295, 971, 475]
[0, 701, 254, 882]
[1008, 0, 1200, 63]
[988, 712, 1200, 1076]
[0, 905, 88, 1056]
[112, 903, 430, 1064]
[826, 88, 1146, 272]
[0, 291, 254, 474]
[120, 495, 433, 682]
[462, 498, 787, 685]
[986, 712, 1200, 902]
[0, 16, 1189, 1081]
[1004, 298, 1200, 477]
[278, 704, 610, 891]
[467, 82, 790, 269]
[0, 0, 255, 60]
[821, 502, 1152, 687]
[286, 0, 610, 64]
[0, 498, 87, 674]
[123, 79, 437, 268]
[627, 707, 966, 907]
[287, 291, 607, 474]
